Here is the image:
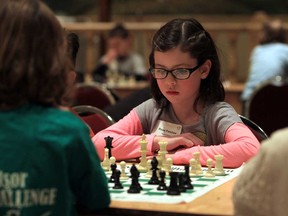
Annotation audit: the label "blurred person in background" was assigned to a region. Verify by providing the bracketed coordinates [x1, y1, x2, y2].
[241, 19, 288, 107]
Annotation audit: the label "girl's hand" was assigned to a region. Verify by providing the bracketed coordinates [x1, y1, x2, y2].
[152, 133, 204, 152]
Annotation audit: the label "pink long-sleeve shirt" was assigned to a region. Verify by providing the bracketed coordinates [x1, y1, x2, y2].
[93, 100, 260, 168]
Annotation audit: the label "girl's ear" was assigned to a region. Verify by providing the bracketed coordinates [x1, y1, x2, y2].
[200, 59, 212, 79]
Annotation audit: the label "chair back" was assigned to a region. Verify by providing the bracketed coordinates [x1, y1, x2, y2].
[72, 105, 115, 134]
[244, 76, 288, 136]
[239, 114, 268, 142]
[74, 82, 116, 109]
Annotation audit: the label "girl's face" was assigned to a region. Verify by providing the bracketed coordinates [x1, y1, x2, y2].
[154, 47, 209, 105]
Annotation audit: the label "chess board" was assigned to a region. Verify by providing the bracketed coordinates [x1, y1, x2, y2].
[105, 165, 241, 204]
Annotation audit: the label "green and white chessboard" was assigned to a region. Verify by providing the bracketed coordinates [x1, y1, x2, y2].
[105, 165, 241, 204]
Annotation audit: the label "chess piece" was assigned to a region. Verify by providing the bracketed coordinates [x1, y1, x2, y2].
[189, 158, 199, 177]
[109, 162, 117, 183]
[119, 161, 128, 180]
[104, 136, 114, 158]
[113, 169, 123, 189]
[183, 165, 193, 189]
[148, 157, 159, 185]
[167, 172, 180, 195]
[204, 158, 215, 177]
[193, 152, 203, 174]
[178, 173, 186, 192]
[164, 158, 173, 175]
[214, 155, 225, 176]
[157, 170, 167, 191]
[130, 164, 142, 190]
[130, 164, 137, 178]
[109, 156, 116, 172]
[157, 140, 168, 169]
[138, 134, 148, 172]
[128, 164, 141, 193]
[127, 177, 141, 193]
[101, 148, 110, 171]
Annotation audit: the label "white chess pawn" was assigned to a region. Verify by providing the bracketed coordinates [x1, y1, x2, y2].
[101, 148, 110, 171]
[189, 158, 199, 177]
[214, 155, 225, 176]
[193, 151, 203, 174]
[204, 158, 215, 178]
[165, 157, 173, 175]
[119, 161, 128, 180]
[109, 156, 116, 164]
[109, 156, 116, 172]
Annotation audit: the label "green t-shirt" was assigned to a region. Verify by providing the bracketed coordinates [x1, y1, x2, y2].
[0, 104, 110, 216]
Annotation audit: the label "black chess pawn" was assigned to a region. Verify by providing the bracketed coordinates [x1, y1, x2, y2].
[183, 165, 193, 189]
[148, 156, 159, 185]
[109, 163, 117, 183]
[167, 172, 181, 195]
[113, 169, 123, 189]
[178, 173, 186, 192]
[157, 170, 167, 191]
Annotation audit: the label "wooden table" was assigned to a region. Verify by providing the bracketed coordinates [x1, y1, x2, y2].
[79, 177, 237, 216]
[107, 81, 149, 100]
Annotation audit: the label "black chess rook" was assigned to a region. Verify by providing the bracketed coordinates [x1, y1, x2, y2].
[183, 165, 193, 189]
[167, 172, 181, 195]
[178, 173, 186, 192]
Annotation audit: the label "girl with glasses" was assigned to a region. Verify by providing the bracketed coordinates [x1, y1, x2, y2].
[93, 18, 260, 168]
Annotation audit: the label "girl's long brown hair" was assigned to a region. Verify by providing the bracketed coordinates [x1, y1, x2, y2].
[0, 0, 72, 109]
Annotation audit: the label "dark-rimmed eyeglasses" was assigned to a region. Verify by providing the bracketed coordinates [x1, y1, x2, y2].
[149, 64, 202, 80]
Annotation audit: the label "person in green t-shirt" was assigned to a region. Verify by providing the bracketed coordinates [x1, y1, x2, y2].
[0, 0, 110, 215]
